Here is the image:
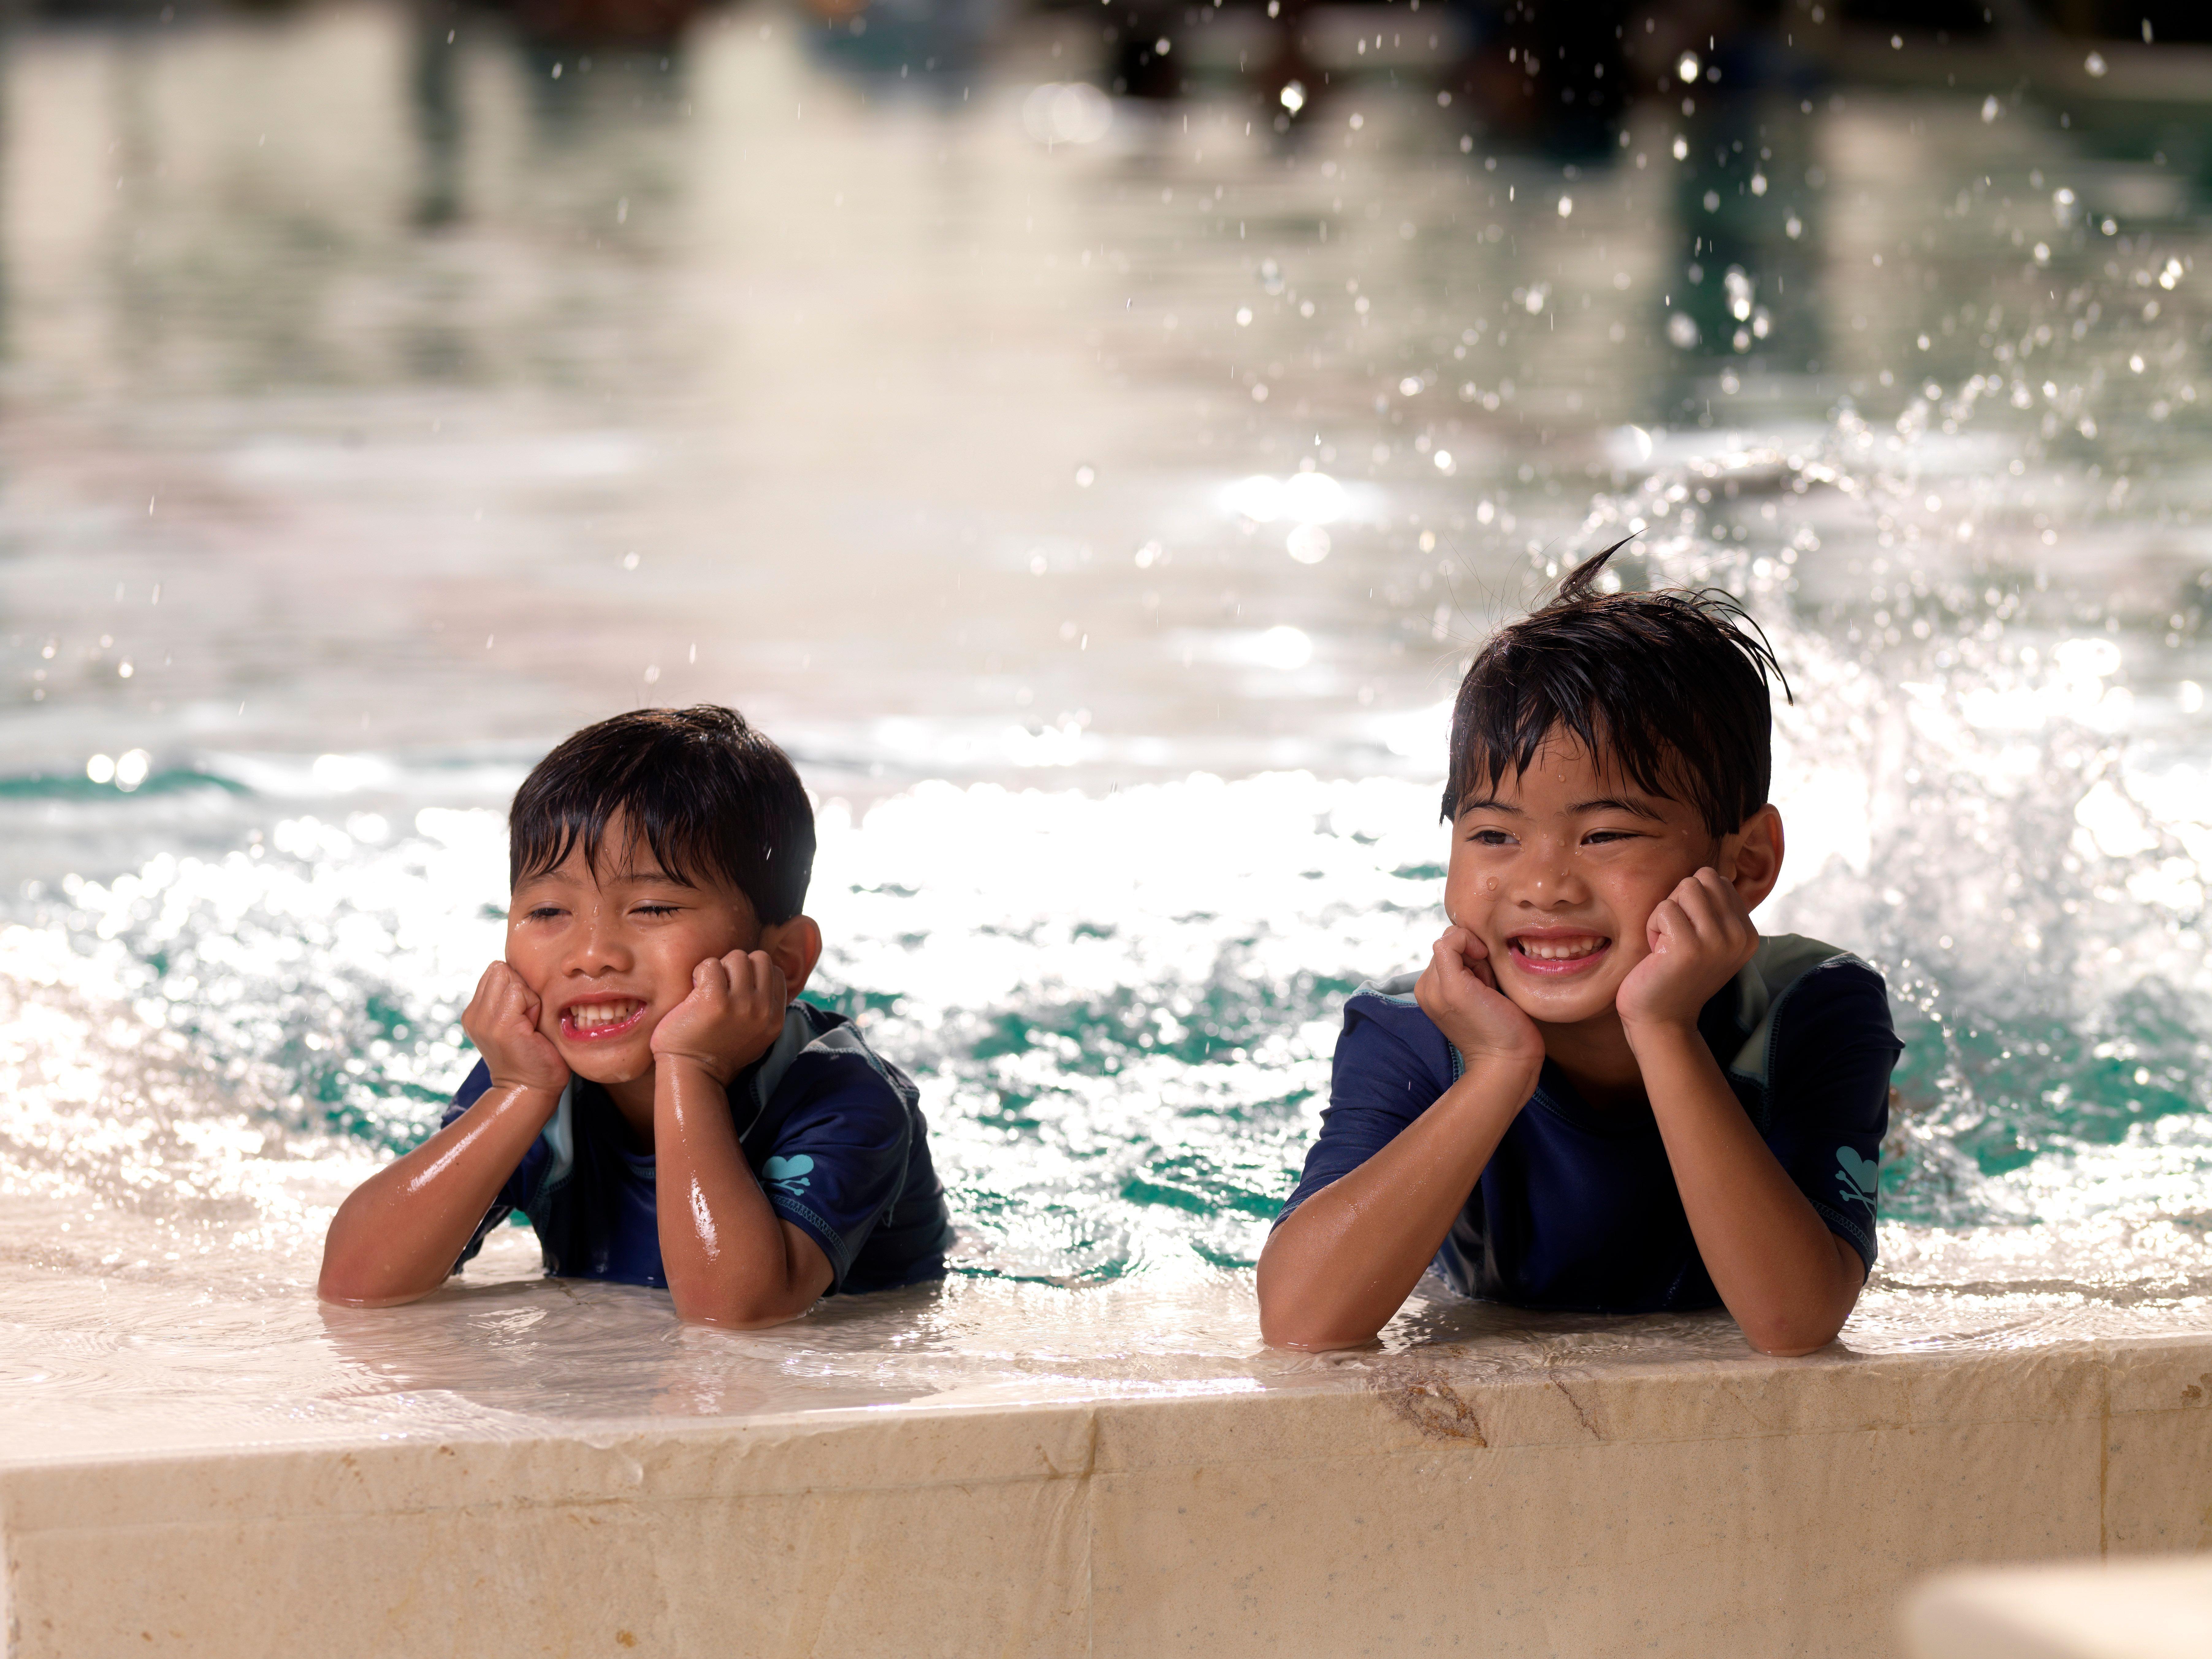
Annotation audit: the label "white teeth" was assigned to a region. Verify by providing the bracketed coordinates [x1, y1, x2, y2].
[1516, 939, 1604, 961]
[569, 1000, 639, 1029]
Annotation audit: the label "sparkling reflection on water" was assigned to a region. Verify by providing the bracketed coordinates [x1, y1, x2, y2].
[3, 4, 2212, 1379]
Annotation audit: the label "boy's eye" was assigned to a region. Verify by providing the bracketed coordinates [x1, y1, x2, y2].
[632, 903, 681, 917]
[1583, 829, 1638, 845]
[525, 905, 565, 921]
[1468, 828, 1515, 847]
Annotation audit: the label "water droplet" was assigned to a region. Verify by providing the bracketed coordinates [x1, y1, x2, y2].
[2084, 51, 2107, 77]
[1286, 524, 1331, 565]
[1074, 465, 1096, 487]
[85, 754, 116, 785]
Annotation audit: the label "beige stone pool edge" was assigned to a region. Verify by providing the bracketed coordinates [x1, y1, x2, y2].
[7, 1333, 2210, 1659]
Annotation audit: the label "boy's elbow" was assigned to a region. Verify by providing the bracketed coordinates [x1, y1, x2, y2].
[1740, 1310, 1847, 1357]
[677, 1305, 806, 1331]
[670, 1284, 816, 1331]
[315, 1257, 440, 1309]
[1257, 1295, 1380, 1353]
[1255, 1255, 1384, 1352]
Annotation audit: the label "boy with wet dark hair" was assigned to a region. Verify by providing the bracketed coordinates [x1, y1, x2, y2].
[321, 705, 951, 1326]
[1257, 546, 1899, 1355]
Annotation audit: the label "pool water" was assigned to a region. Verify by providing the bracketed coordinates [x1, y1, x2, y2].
[4, 5, 2211, 1334]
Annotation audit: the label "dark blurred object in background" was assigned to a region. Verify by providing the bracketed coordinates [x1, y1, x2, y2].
[507, 0, 704, 47]
[803, 0, 1000, 95]
[1444, 0, 1632, 162]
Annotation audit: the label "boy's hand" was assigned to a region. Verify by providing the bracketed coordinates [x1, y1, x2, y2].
[1616, 867, 1760, 1035]
[1415, 925, 1545, 1076]
[461, 961, 570, 1095]
[650, 951, 790, 1085]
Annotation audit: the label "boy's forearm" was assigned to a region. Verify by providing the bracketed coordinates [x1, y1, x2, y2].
[1257, 1057, 1536, 1350]
[653, 1059, 829, 1327]
[318, 1081, 560, 1306]
[1628, 1024, 1864, 1355]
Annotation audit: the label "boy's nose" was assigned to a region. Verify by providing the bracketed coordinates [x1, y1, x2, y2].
[564, 910, 633, 974]
[1520, 855, 1588, 906]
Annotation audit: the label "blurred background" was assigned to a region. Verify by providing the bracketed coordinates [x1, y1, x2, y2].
[4, 0, 2212, 1312]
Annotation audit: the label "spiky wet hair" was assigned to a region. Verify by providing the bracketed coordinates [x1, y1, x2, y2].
[509, 705, 815, 923]
[1442, 540, 1790, 836]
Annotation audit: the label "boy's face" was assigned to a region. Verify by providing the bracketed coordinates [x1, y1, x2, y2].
[1443, 732, 1759, 1030]
[504, 818, 761, 1091]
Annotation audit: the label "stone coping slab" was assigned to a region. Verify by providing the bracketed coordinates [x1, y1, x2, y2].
[5, 1237, 2211, 1657]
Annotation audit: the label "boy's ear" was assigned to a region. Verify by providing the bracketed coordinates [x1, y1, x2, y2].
[760, 915, 823, 1002]
[1719, 805, 1785, 911]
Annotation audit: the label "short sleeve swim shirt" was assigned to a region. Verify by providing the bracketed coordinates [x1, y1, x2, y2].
[441, 1002, 952, 1296]
[1275, 933, 1901, 1314]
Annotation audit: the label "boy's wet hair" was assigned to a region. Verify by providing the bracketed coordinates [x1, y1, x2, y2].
[1444, 540, 1790, 835]
[509, 705, 814, 923]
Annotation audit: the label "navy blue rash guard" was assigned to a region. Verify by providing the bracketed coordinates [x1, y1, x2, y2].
[442, 1002, 952, 1296]
[1276, 934, 1902, 1314]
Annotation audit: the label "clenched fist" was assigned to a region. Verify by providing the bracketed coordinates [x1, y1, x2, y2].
[1615, 867, 1761, 1035]
[461, 961, 570, 1096]
[1415, 925, 1545, 1079]
[649, 951, 791, 1085]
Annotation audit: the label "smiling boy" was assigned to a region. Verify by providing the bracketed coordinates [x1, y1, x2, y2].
[320, 706, 951, 1326]
[1257, 547, 1900, 1355]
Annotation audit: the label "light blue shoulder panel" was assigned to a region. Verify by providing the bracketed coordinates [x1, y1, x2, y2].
[1361, 970, 1423, 1002]
[541, 1081, 576, 1188]
[1722, 932, 1864, 1089]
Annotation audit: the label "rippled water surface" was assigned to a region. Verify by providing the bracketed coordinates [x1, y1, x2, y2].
[5, 4, 2212, 1406]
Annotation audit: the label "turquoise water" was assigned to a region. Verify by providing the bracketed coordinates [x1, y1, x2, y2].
[3, 8, 2211, 1301]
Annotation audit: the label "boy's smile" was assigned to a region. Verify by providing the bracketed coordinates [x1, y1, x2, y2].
[504, 819, 762, 1112]
[1444, 733, 1762, 1033]
[560, 996, 650, 1042]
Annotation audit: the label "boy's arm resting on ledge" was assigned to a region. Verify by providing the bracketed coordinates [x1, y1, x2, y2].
[650, 952, 835, 1328]
[317, 1079, 560, 1306]
[1628, 1023, 1866, 1355]
[1620, 871, 1865, 1356]
[1257, 928, 1543, 1351]
[318, 962, 565, 1307]
[653, 1056, 834, 1327]
[1257, 1057, 1534, 1349]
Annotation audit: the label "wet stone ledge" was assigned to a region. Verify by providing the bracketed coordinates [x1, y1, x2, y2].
[3, 1270, 2208, 1659]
